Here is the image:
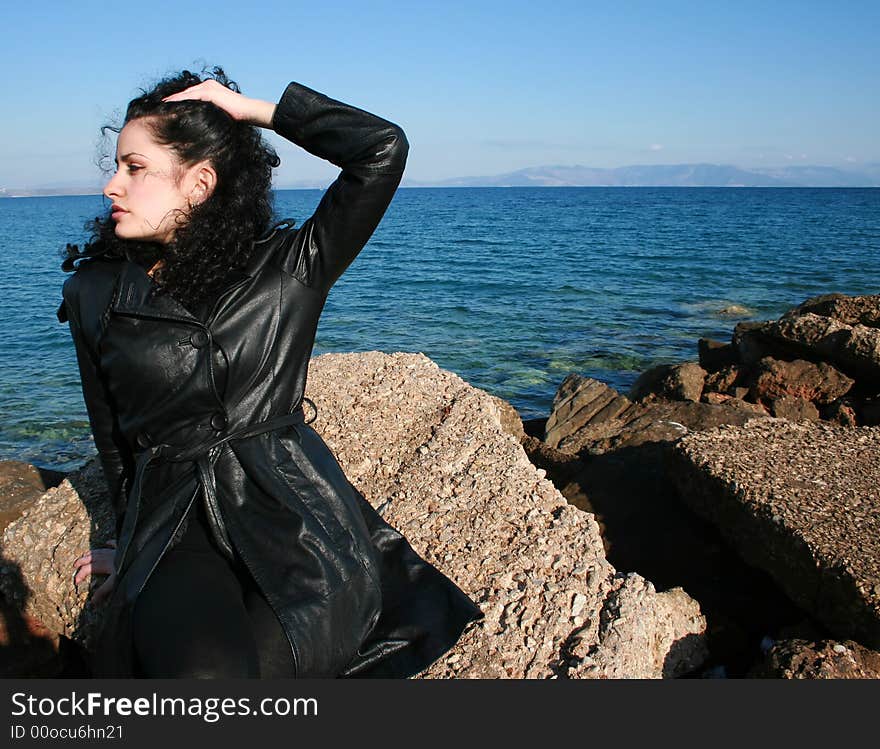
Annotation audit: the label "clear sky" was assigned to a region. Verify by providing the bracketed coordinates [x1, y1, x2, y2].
[3, 0, 878, 188]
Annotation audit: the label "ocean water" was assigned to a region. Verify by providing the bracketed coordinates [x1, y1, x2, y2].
[1, 187, 878, 471]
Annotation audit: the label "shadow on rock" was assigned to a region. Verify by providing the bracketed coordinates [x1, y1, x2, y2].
[524, 435, 830, 677]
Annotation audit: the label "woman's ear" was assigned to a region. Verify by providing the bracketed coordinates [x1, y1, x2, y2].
[189, 162, 217, 205]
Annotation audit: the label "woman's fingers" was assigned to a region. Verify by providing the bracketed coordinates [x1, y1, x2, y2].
[161, 80, 271, 125]
[70, 542, 119, 600]
[163, 81, 245, 117]
[72, 548, 116, 586]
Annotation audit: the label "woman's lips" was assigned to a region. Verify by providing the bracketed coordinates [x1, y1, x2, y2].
[111, 209, 128, 220]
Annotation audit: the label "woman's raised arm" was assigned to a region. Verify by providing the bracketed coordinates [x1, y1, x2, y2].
[164, 79, 409, 294]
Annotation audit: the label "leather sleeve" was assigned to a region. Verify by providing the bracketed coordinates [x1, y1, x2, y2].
[270, 81, 409, 294]
[61, 275, 132, 539]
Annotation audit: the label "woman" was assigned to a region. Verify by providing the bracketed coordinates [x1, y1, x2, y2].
[61, 67, 483, 678]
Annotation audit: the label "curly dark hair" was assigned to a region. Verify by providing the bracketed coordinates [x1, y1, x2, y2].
[64, 65, 281, 312]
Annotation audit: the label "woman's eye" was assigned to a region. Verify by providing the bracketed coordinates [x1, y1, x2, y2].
[127, 164, 143, 174]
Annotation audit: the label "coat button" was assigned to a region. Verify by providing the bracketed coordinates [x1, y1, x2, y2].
[210, 412, 228, 431]
[190, 330, 210, 349]
[136, 432, 151, 448]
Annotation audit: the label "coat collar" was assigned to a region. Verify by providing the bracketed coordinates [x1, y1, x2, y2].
[109, 219, 295, 323]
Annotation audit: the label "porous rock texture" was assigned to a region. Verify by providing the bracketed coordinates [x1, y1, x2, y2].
[0, 460, 113, 650]
[309, 353, 707, 678]
[671, 419, 880, 648]
[0, 352, 708, 679]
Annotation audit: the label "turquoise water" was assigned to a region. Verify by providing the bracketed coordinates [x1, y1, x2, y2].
[1, 187, 878, 470]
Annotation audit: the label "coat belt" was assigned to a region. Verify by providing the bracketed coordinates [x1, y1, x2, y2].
[115, 398, 318, 572]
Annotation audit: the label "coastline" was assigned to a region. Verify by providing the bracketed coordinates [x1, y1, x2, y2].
[3, 292, 880, 677]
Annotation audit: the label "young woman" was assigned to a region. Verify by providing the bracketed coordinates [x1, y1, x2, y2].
[62, 67, 483, 678]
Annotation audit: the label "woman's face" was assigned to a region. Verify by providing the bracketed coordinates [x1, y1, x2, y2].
[103, 119, 208, 245]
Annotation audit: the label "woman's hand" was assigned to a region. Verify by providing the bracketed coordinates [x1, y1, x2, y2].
[72, 540, 117, 606]
[162, 80, 277, 128]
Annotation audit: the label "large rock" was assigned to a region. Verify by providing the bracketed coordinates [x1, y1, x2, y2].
[748, 357, 854, 405]
[0, 460, 113, 652]
[629, 362, 707, 403]
[544, 375, 632, 450]
[545, 375, 767, 457]
[783, 294, 880, 328]
[671, 419, 880, 648]
[756, 313, 880, 382]
[1, 352, 707, 679]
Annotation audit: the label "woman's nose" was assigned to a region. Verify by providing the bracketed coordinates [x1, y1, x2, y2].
[104, 172, 124, 200]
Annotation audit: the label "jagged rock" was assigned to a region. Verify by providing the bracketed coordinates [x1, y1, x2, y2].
[1, 352, 707, 679]
[759, 313, 880, 382]
[0, 459, 113, 650]
[698, 339, 737, 372]
[751, 638, 880, 679]
[565, 574, 708, 678]
[487, 394, 525, 443]
[768, 397, 820, 422]
[544, 375, 632, 450]
[748, 357, 854, 405]
[703, 392, 734, 405]
[671, 419, 880, 648]
[783, 294, 880, 329]
[703, 365, 742, 395]
[547, 375, 768, 457]
[629, 363, 707, 403]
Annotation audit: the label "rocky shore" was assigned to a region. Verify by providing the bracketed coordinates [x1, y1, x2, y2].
[2, 293, 879, 678]
[522, 292, 880, 677]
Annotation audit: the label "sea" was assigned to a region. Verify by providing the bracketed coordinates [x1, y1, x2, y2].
[1, 186, 878, 472]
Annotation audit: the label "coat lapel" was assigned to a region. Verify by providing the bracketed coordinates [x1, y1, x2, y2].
[110, 261, 201, 323]
[109, 218, 296, 323]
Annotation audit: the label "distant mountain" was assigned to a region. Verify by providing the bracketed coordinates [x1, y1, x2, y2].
[3, 163, 878, 197]
[402, 163, 880, 188]
[0, 186, 103, 197]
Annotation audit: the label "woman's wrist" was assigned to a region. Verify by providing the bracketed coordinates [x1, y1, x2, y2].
[246, 99, 277, 128]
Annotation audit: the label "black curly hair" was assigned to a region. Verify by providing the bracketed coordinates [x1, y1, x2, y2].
[65, 65, 281, 312]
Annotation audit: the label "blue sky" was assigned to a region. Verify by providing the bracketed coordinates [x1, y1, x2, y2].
[2, 0, 878, 188]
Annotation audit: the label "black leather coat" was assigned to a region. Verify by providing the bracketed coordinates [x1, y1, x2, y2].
[58, 81, 483, 678]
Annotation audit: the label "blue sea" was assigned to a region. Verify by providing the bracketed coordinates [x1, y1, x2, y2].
[2, 187, 878, 471]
